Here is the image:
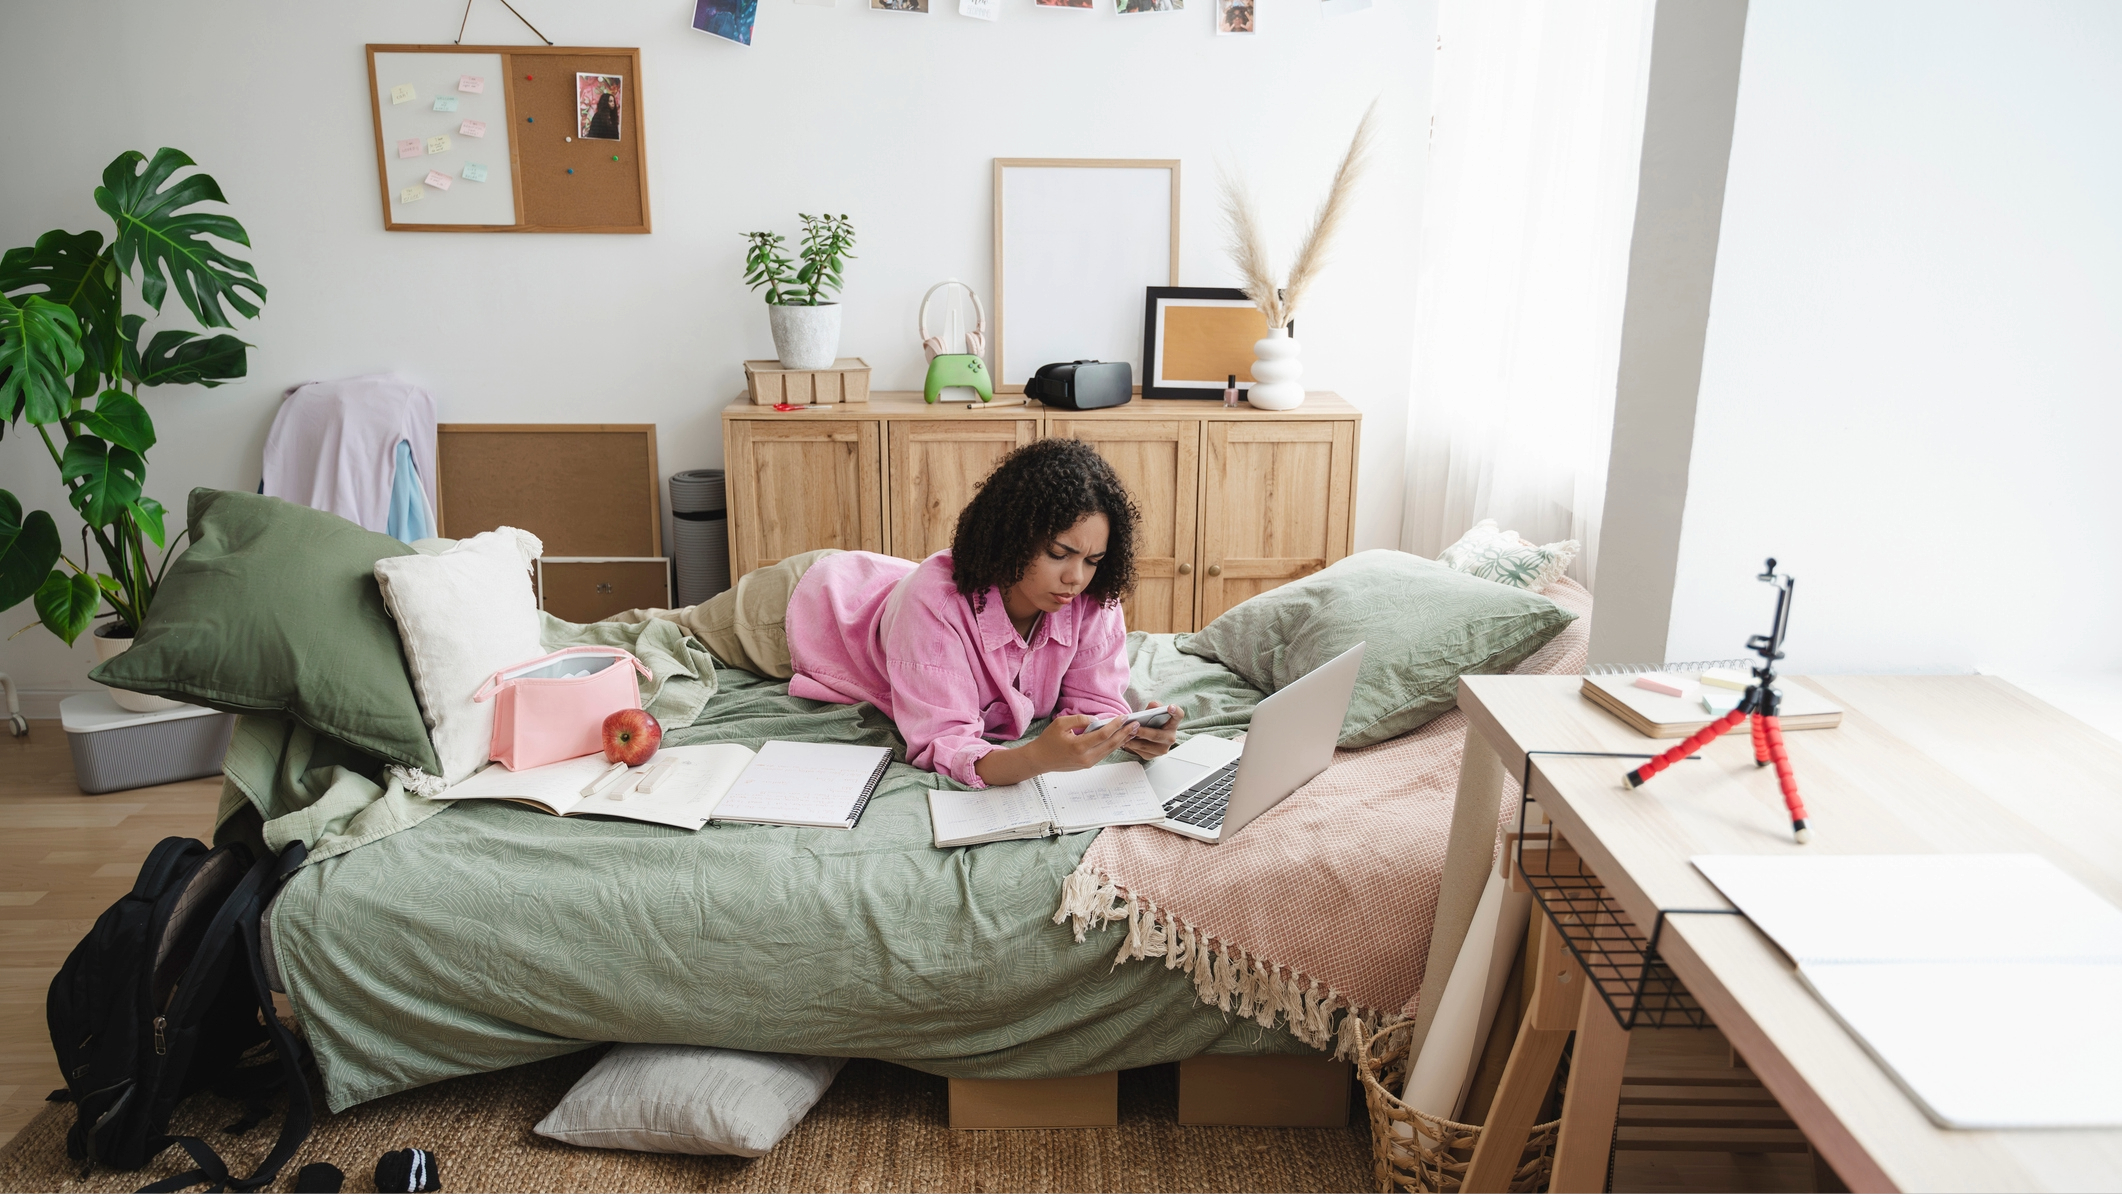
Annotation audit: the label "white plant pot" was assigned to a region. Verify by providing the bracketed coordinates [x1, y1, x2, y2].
[767, 302, 843, 371]
[1248, 327, 1306, 411]
[91, 627, 182, 714]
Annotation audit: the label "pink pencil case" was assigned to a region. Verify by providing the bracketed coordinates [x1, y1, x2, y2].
[474, 646, 651, 771]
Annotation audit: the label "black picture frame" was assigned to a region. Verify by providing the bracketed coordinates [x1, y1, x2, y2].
[1139, 286, 1291, 400]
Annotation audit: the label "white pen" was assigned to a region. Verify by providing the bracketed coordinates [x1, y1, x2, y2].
[579, 760, 629, 799]
[634, 757, 679, 795]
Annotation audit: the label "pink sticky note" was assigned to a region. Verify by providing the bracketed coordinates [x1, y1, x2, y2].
[395, 137, 424, 159]
[1633, 674, 1689, 698]
[423, 170, 454, 191]
[459, 118, 487, 139]
[458, 74, 485, 93]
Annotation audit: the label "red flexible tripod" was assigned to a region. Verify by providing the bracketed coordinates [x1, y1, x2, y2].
[1622, 559, 1811, 844]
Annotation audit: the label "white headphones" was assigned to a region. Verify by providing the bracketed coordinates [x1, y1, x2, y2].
[919, 279, 987, 361]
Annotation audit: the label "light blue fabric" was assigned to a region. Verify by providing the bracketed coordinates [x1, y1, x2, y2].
[386, 440, 434, 544]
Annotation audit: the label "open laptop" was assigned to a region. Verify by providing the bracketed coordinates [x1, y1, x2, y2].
[1144, 642, 1365, 844]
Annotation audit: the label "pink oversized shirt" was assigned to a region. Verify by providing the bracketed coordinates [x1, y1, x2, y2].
[784, 550, 1132, 787]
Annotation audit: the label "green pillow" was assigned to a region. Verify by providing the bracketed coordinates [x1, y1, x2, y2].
[1179, 549, 1577, 747]
[90, 489, 441, 773]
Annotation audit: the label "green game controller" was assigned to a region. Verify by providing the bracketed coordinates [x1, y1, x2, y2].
[923, 353, 993, 404]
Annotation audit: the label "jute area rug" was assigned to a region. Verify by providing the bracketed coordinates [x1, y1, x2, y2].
[0, 1051, 1371, 1193]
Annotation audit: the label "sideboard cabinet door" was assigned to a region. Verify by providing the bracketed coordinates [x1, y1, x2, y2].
[886, 419, 1041, 563]
[1050, 417, 1200, 634]
[726, 420, 883, 578]
[1196, 420, 1355, 626]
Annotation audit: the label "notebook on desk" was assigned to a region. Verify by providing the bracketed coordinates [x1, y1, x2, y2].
[1691, 853, 2122, 1129]
[1581, 664, 1842, 738]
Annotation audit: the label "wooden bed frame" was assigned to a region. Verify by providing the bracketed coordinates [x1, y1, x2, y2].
[948, 1055, 1352, 1129]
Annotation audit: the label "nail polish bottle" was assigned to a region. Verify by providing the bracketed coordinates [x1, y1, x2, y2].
[1223, 374, 1239, 408]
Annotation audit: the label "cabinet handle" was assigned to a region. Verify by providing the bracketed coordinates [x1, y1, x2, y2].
[1177, 563, 1192, 575]
[1207, 563, 1222, 577]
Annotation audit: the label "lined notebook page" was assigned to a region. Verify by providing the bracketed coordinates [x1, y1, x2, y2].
[1040, 762, 1167, 833]
[711, 740, 892, 828]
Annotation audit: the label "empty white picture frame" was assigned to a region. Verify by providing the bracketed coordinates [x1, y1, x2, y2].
[992, 159, 1179, 391]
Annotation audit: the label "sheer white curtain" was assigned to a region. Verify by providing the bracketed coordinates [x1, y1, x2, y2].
[1399, 0, 1655, 589]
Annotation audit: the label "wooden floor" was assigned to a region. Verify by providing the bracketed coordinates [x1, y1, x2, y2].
[0, 720, 222, 1147]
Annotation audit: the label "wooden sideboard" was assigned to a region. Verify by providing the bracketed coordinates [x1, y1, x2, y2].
[721, 392, 1361, 633]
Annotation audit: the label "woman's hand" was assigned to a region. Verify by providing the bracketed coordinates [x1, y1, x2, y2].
[973, 714, 1138, 787]
[1121, 706, 1184, 760]
[1032, 714, 1139, 773]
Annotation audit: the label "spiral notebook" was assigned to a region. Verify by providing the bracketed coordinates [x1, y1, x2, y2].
[707, 740, 895, 830]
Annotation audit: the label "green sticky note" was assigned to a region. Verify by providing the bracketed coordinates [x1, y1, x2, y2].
[462, 162, 488, 183]
[433, 95, 459, 112]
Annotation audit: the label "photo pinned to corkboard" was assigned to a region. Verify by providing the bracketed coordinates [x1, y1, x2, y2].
[1140, 286, 1287, 399]
[576, 72, 623, 138]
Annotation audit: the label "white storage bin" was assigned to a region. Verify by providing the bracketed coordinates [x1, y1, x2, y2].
[61, 693, 235, 795]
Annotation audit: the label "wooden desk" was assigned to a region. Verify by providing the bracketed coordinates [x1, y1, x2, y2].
[1454, 674, 2122, 1193]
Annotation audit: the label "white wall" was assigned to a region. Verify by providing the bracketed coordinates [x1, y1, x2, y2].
[1665, 0, 2122, 674]
[0, 0, 1433, 708]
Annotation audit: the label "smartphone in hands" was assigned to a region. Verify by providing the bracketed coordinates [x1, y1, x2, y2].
[1082, 705, 1173, 732]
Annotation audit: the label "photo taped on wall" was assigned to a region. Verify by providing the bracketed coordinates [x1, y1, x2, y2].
[872, 0, 930, 12]
[692, 0, 759, 45]
[577, 72, 623, 139]
[1217, 0, 1254, 33]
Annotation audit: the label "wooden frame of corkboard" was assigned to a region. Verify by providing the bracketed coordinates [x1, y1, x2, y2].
[436, 424, 662, 556]
[366, 44, 651, 233]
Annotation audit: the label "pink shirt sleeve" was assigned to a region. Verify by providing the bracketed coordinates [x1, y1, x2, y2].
[876, 586, 1003, 788]
[1055, 602, 1132, 723]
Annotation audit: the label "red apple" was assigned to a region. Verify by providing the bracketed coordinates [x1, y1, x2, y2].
[602, 708, 662, 766]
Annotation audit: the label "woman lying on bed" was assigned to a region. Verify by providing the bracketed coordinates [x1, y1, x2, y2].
[649, 437, 1181, 787]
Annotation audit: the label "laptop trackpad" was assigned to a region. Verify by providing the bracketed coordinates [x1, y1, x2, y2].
[1145, 735, 1244, 802]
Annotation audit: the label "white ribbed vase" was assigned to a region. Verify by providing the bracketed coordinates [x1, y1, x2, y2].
[1247, 327, 1305, 410]
[767, 302, 842, 370]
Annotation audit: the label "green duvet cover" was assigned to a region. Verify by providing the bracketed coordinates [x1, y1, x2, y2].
[263, 632, 1319, 1112]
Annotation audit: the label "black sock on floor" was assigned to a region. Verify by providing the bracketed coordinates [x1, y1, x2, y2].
[292, 1162, 344, 1193]
[374, 1148, 441, 1192]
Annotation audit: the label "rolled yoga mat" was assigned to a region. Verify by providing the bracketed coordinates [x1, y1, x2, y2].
[670, 468, 731, 607]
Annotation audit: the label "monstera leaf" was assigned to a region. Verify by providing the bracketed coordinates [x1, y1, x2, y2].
[0, 229, 120, 394]
[32, 570, 100, 646]
[75, 389, 156, 453]
[60, 435, 146, 526]
[0, 292, 83, 427]
[129, 495, 167, 550]
[0, 490, 62, 613]
[95, 149, 265, 329]
[125, 320, 249, 388]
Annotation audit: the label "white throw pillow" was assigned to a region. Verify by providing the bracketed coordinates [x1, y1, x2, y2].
[535, 1045, 845, 1157]
[1436, 519, 1579, 591]
[373, 527, 545, 784]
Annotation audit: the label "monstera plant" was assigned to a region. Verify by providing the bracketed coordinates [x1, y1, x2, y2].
[0, 148, 264, 646]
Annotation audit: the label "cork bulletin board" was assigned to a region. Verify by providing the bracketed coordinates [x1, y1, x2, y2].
[366, 44, 650, 233]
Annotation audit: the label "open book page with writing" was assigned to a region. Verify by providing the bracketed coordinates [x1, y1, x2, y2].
[926, 782, 1052, 848]
[569, 743, 758, 829]
[1038, 761, 1166, 833]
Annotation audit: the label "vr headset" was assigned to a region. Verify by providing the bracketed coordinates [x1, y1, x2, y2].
[1023, 360, 1132, 411]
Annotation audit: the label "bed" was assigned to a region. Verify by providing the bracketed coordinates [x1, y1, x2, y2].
[246, 574, 1588, 1115]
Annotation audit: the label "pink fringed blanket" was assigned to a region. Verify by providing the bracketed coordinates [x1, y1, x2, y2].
[1055, 578, 1591, 1057]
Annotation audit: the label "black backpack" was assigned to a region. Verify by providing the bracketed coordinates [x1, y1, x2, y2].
[48, 836, 314, 1192]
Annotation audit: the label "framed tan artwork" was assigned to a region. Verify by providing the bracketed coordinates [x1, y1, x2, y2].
[1140, 286, 1288, 399]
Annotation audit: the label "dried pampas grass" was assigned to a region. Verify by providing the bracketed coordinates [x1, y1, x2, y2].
[1220, 99, 1381, 329]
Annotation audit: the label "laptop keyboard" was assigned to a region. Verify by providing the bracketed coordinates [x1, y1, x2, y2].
[1163, 761, 1239, 831]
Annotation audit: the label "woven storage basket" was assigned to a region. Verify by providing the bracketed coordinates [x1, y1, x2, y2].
[1358, 1019, 1557, 1193]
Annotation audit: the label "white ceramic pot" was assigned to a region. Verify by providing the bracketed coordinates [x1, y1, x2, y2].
[1248, 327, 1306, 411]
[91, 626, 182, 714]
[767, 302, 843, 371]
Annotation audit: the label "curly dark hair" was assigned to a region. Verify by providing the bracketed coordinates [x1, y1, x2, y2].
[950, 437, 1139, 611]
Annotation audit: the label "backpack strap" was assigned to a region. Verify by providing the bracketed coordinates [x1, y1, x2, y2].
[137, 845, 313, 1194]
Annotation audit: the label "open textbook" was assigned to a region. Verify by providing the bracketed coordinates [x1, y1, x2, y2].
[433, 744, 757, 830]
[928, 761, 1167, 848]
[433, 739, 894, 831]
